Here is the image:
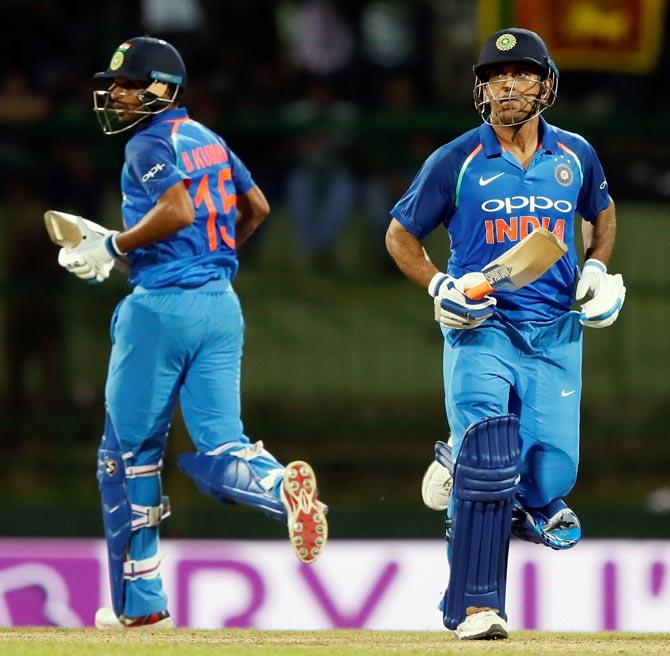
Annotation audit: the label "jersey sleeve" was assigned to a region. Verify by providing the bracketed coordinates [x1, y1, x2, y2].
[226, 145, 255, 195]
[125, 134, 190, 202]
[576, 141, 611, 222]
[390, 146, 457, 239]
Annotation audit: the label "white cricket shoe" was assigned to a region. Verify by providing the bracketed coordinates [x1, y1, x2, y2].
[454, 609, 509, 640]
[281, 460, 328, 564]
[95, 607, 174, 630]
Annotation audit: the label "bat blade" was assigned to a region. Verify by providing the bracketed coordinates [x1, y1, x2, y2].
[465, 228, 567, 300]
[44, 210, 110, 246]
[43, 210, 130, 274]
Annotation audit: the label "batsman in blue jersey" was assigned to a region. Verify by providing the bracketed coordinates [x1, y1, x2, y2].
[57, 37, 328, 630]
[386, 28, 625, 639]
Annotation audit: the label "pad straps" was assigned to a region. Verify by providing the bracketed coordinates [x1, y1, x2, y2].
[131, 495, 171, 530]
[123, 552, 163, 581]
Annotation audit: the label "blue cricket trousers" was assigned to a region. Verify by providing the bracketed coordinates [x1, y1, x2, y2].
[104, 278, 251, 616]
[443, 311, 583, 508]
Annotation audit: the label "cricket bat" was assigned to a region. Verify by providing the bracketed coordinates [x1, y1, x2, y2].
[464, 228, 567, 300]
[44, 210, 129, 274]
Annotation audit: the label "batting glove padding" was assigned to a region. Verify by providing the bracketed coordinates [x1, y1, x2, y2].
[58, 231, 122, 283]
[421, 439, 454, 511]
[428, 272, 496, 329]
[575, 259, 626, 328]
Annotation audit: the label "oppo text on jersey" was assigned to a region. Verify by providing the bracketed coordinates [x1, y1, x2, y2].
[481, 195, 573, 215]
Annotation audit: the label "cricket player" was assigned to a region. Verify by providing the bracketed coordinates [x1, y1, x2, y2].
[386, 28, 625, 639]
[57, 36, 328, 630]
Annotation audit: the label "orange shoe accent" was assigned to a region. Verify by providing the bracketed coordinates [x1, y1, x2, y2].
[281, 461, 328, 564]
[95, 607, 174, 630]
[122, 609, 172, 627]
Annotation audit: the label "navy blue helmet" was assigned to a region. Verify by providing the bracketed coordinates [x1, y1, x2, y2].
[94, 36, 187, 90]
[474, 28, 559, 80]
[473, 28, 559, 127]
[93, 36, 186, 135]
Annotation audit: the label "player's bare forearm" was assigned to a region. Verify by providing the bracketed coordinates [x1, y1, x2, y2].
[235, 185, 270, 246]
[385, 218, 439, 288]
[115, 181, 194, 253]
[582, 199, 616, 265]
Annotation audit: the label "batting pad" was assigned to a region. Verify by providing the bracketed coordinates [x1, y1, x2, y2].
[442, 415, 520, 630]
[97, 414, 133, 617]
[178, 449, 287, 522]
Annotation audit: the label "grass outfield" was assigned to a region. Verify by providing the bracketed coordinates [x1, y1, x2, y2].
[2, 630, 670, 656]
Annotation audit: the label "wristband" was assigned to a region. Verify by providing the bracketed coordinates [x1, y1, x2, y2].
[105, 232, 125, 257]
[583, 258, 606, 274]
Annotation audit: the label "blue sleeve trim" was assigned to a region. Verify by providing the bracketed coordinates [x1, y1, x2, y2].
[149, 170, 190, 200]
[389, 208, 425, 239]
[236, 178, 255, 195]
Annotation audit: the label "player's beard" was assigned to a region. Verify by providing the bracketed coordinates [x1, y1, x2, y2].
[93, 89, 151, 135]
[111, 101, 141, 124]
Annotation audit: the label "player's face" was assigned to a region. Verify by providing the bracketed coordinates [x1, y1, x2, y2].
[108, 79, 145, 122]
[484, 64, 546, 126]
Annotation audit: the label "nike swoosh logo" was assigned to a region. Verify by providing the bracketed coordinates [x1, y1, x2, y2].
[479, 173, 505, 186]
[561, 390, 575, 397]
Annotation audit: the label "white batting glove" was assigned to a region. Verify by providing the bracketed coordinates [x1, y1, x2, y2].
[421, 439, 454, 511]
[57, 231, 123, 283]
[428, 272, 496, 329]
[575, 259, 626, 328]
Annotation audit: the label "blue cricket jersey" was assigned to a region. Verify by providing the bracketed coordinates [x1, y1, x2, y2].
[391, 116, 611, 321]
[121, 107, 255, 288]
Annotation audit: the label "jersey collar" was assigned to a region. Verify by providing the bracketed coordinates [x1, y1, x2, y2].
[478, 115, 558, 157]
[145, 106, 189, 128]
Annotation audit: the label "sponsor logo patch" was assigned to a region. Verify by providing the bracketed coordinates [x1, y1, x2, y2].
[142, 163, 166, 182]
[104, 459, 118, 476]
[481, 195, 574, 214]
[479, 172, 505, 186]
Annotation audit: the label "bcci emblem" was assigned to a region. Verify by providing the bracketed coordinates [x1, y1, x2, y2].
[109, 42, 131, 71]
[496, 34, 517, 51]
[110, 51, 124, 71]
[555, 163, 573, 187]
[104, 459, 118, 476]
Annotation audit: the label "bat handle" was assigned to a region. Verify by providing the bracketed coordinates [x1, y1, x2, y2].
[464, 281, 494, 300]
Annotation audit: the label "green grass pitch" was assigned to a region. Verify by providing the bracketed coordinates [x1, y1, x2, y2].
[2, 629, 670, 656]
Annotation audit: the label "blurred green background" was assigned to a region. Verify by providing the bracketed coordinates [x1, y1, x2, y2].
[0, 0, 669, 540]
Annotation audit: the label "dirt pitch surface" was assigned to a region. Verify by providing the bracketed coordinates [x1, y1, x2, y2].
[1, 629, 670, 656]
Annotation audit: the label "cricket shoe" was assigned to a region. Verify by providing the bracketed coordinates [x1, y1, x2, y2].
[95, 607, 174, 630]
[281, 460, 328, 564]
[454, 609, 508, 640]
[512, 500, 581, 550]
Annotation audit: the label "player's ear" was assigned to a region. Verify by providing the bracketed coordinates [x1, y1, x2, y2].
[142, 81, 170, 99]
